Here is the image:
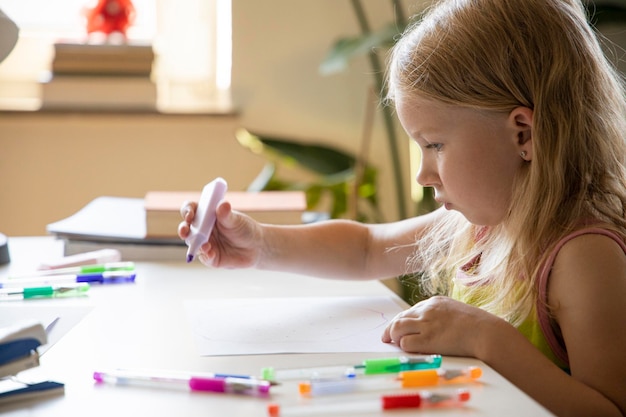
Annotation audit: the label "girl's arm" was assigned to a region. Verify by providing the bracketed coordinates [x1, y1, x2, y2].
[179, 200, 445, 280]
[382, 233, 626, 416]
[258, 208, 445, 279]
[481, 233, 626, 416]
[540, 233, 626, 416]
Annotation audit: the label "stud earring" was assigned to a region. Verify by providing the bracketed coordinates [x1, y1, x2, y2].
[520, 151, 527, 159]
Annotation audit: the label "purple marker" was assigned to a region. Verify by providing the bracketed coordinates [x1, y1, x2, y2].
[185, 177, 228, 263]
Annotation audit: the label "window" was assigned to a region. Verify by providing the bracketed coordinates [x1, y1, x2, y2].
[0, 0, 232, 112]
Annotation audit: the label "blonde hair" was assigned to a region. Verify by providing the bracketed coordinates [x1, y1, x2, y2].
[387, 0, 626, 324]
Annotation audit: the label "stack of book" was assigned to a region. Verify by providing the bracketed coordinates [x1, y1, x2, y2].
[46, 196, 186, 262]
[144, 190, 308, 238]
[40, 41, 157, 111]
[45, 190, 308, 261]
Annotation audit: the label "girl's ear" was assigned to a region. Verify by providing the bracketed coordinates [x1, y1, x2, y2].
[510, 106, 534, 161]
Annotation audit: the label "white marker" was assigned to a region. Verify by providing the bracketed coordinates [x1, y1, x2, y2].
[185, 177, 228, 263]
[37, 249, 122, 270]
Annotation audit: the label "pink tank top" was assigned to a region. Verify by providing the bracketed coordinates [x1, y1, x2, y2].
[536, 227, 626, 367]
[453, 226, 626, 371]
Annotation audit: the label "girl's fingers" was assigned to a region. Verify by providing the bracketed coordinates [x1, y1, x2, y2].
[178, 221, 190, 239]
[198, 251, 215, 267]
[180, 200, 198, 221]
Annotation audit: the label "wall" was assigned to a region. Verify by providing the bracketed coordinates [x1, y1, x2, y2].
[0, 112, 265, 236]
[0, 0, 430, 237]
[231, 0, 430, 222]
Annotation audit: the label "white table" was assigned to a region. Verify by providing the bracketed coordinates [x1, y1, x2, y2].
[0, 237, 553, 416]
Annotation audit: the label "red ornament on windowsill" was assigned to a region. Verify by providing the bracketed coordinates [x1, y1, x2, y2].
[85, 0, 135, 41]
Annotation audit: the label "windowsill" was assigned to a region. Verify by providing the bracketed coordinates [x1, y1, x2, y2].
[0, 107, 238, 118]
[0, 98, 238, 116]
[0, 80, 237, 116]
[0, 108, 239, 119]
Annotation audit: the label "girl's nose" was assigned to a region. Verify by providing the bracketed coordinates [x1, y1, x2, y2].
[416, 156, 437, 187]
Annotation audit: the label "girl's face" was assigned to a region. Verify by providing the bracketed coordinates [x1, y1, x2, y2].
[396, 94, 529, 226]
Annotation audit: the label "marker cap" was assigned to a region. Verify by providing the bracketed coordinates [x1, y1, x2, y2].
[468, 366, 482, 379]
[457, 389, 472, 402]
[267, 403, 280, 417]
[261, 367, 275, 381]
[298, 382, 311, 395]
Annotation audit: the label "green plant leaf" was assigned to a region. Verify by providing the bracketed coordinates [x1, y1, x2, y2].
[319, 22, 403, 75]
[262, 138, 356, 175]
[237, 128, 357, 176]
[237, 128, 381, 221]
[305, 184, 324, 208]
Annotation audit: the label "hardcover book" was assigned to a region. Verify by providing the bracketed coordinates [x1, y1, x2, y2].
[46, 197, 185, 261]
[40, 74, 157, 111]
[51, 42, 154, 76]
[144, 190, 307, 238]
[41, 41, 157, 110]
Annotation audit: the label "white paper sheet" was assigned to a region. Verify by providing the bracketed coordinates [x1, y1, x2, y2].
[185, 296, 405, 356]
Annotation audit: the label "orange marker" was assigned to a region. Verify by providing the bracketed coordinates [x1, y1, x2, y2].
[400, 366, 483, 387]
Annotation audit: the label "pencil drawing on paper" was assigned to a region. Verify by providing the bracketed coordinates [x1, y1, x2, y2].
[184, 296, 405, 355]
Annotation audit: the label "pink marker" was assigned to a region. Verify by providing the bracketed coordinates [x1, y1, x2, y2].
[185, 177, 228, 263]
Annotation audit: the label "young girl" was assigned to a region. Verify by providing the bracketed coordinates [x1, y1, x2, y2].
[179, 0, 626, 415]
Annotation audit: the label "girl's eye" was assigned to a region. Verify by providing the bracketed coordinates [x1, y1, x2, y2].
[425, 143, 443, 151]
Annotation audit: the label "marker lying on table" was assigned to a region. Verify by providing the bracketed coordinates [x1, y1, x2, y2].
[0, 272, 136, 288]
[267, 389, 471, 416]
[185, 177, 228, 263]
[401, 366, 483, 387]
[93, 369, 274, 395]
[298, 366, 482, 396]
[10, 262, 135, 279]
[37, 248, 121, 270]
[261, 355, 442, 381]
[355, 355, 444, 374]
[0, 283, 90, 300]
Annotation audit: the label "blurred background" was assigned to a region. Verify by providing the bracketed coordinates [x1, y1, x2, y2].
[0, 0, 624, 238]
[0, 0, 434, 237]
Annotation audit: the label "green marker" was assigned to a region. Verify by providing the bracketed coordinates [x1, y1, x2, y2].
[10, 262, 135, 279]
[0, 283, 90, 300]
[357, 355, 443, 375]
[261, 355, 443, 381]
[74, 262, 135, 274]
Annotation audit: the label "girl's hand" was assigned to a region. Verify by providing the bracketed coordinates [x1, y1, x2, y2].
[382, 296, 505, 358]
[178, 200, 264, 269]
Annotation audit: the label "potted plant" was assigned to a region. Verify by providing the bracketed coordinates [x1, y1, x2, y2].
[236, 128, 383, 223]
